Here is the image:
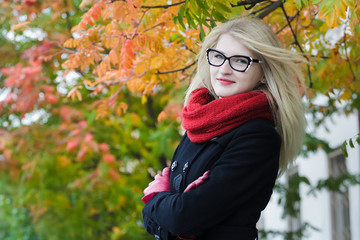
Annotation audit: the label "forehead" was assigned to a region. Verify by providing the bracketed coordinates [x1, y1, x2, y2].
[214, 33, 253, 56]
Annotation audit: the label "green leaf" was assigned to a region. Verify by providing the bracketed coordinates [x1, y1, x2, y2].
[295, 0, 303, 10]
[311, 0, 322, 4]
[202, 18, 211, 28]
[210, 16, 217, 28]
[212, 9, 227, 22]
[190, 0, 197, 10]
[356, 135, 360, 145]
[177, 11, 186, 29]
[349, 138, 354, 148]
[341, 141, 349, 157]
[302, 0, 309, 7]
[196, 0, 204, 8]
[214, 1, 232, 13]
[186, 10, 197, 29]
[200, 25, 206, 41]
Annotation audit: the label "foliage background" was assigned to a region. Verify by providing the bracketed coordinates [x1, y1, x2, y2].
[0, 0, 359, 239]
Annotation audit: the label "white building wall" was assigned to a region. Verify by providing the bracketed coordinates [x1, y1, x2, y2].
[261, 110, 360, 240]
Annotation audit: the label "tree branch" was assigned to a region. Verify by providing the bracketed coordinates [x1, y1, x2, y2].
[230, 0, 268, 9]
[63, 0, 72, 33]
[281, 5, 313, 88]
[231, 0, 283, 19]
[108, 0, 186, 9]
[156, 61, 197, 75]
[131, 9, 149, 39]
[276, 11, 300, 34]
[257, 0, 283, 19]
[343, 23, 356, 82]
[140, 1, 186, 9]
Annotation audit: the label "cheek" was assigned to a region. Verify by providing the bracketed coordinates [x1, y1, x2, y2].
[252, 65, 263, 80]
[246, 68, 263, 85]
[209, 67, 217, 82]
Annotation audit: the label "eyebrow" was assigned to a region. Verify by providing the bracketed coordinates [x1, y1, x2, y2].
[213, 49, 254, 58]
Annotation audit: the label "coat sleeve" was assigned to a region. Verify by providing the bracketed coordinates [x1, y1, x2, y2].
[142, 122, 281, 237]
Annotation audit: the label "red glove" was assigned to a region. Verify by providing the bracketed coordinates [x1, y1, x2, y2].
[142, 167, 171, 204]
[184, 170, 210, 192]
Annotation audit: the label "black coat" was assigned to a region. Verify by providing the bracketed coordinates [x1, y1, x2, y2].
[142, 118, 281, 240]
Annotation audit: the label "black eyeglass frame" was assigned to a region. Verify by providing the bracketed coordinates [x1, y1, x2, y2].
[206, 48, 262, 72]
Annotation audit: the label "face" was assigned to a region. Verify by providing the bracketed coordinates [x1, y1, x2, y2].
[209, 34, 263, 98]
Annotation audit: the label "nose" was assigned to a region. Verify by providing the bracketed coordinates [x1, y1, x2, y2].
[218, 59, 232, 74]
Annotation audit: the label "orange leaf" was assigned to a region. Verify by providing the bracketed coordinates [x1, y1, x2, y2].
[109, 49, 118, 65]
[11, 21, 31, 31]
[109, 167, 121, 181]
[157, 111, 166, 122]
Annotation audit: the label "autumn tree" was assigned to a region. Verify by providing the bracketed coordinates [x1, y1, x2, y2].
[0, 0, 359, 239]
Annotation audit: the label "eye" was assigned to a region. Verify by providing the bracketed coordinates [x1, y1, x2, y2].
[214, 54, 224, 60]
[234, 58, 248, 64]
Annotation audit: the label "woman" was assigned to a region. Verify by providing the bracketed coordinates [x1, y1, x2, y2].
[142, 16, 306, 240]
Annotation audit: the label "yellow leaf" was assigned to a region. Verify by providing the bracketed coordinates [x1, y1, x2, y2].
[134, 60, 147, 75]
[109, 49, 118, 65]
[150, 74, 157, 84]
[118, 195, 126, 207]
[150, 55, 163, 70]
[334, 1, 347, 19]
[339, 88, 352, 101]
[326, 12, 339, 28]
[90, 208, 99, 215]
[57, 156, 71, 168]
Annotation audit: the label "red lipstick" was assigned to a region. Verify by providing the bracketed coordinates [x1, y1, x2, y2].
[217, 78, 235, 85]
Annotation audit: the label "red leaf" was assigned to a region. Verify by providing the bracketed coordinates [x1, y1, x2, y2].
[44, 93, 58, 104]
[103, 153, 115, 164]
[76, 146, 88, 162]
[99, 143, 109, 153]
[66, 140, 78, 152]
[84, 133, 93, 143]
[77, 121, 87, 128]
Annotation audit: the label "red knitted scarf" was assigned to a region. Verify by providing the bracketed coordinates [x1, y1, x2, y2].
[182, 87, 273, 143]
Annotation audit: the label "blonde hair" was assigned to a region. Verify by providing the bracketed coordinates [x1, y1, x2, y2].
[185, 16, 306, 175]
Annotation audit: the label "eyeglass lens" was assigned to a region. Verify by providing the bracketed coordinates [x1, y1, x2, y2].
[207, 50, 250, 71]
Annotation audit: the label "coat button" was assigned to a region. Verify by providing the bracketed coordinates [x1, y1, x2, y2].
[171, 161, 178, 171]
[183, 162, 189, 172]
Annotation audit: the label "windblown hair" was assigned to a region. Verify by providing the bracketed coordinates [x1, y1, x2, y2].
[185, 16, 306, 175]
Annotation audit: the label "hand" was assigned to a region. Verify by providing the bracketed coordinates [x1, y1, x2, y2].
[142, 167, 171, 204]
[184, 170, 210, 192]
[177, 171, 210, 240]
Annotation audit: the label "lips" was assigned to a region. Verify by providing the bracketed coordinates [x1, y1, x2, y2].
[217, 78, 235, 85]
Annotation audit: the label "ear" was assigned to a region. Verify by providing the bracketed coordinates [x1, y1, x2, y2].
[260, 75, 266, 84]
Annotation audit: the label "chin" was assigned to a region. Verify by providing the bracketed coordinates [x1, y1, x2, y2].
[215, 91, 235, 98]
